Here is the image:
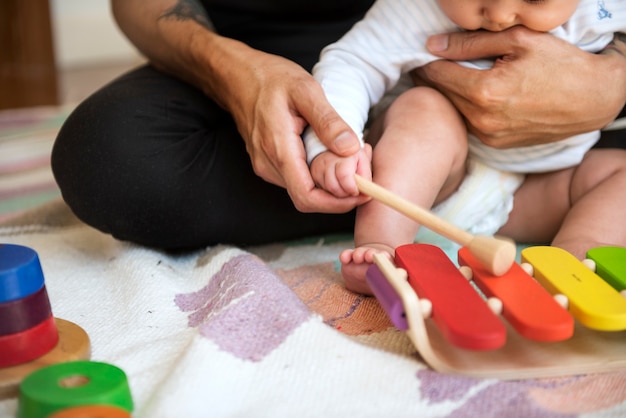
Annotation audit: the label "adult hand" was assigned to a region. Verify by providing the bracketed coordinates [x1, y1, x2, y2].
[112, 0, 366, 213]
[414, 27, 626, 148]
[219, 46, 368, 213]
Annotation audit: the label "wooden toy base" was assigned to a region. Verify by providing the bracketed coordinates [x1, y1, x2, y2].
[373, 253, 626, 380]
[0, 318, 91, 399]
[419, 320, 626, 380]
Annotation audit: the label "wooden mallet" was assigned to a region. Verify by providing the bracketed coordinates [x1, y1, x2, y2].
[354, 175, 516, 276]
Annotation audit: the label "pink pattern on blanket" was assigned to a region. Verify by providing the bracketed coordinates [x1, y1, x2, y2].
[418, 369, 626, 417]
[175, 254, 311, 361]
[275, 262, 393, 335]
[419, 370, 575, 417]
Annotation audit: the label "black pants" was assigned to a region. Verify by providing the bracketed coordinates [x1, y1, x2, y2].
[51, 66, 356, 250]
[51, 65, 626, 250]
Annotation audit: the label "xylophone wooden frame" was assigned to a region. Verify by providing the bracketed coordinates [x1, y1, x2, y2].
[372, 252, 626, 380]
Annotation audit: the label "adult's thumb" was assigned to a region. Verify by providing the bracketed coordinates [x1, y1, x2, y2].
[426, 30, 512, 61]
[302, 94, 361, 157]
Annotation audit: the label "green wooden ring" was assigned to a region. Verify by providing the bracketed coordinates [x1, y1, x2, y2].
[18, 361, 133, 418]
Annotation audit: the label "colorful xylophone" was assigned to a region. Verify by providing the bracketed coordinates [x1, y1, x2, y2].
[367, 244, 626, 379]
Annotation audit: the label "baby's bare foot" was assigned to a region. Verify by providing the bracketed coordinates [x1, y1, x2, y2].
[339, 244, 394, 295]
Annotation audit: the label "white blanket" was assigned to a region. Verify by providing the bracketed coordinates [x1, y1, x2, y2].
[1, 200, 625, 417]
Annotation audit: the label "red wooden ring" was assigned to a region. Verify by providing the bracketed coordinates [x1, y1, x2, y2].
[0, 315, 58, 368]
[0, 285, 52, 336]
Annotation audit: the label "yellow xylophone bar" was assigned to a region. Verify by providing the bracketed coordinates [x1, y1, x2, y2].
[522, 246, 626, 331]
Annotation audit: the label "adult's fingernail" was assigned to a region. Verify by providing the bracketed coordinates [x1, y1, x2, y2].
[427, 34, 449, 52]
[334, 131, 356, 152]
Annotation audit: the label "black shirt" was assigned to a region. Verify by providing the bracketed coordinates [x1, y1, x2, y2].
[200, 0, 375, 71]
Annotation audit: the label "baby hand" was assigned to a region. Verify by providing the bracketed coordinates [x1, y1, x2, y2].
[310, 145, 372, 198]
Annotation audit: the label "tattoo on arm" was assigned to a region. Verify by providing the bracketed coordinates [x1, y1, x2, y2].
[159, 0, 212, 30]
[601, 33, 626, 57]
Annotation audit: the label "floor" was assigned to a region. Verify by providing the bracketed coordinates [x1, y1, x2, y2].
[58, 60, 142, 105]
[0, 60, 142, 221]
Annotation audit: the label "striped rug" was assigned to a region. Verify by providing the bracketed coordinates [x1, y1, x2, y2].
[0, 106, 72, 222]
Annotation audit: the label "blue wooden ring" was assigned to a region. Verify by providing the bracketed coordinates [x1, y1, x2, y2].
[0, 244, 45, 303]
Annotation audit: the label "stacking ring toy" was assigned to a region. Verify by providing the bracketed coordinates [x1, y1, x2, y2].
[0, 244, 91, 400]
[18, 361, 133, 418]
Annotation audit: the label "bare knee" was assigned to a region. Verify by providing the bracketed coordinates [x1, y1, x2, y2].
[385, 87, 461, 123]
[570, 149, 626, 203]
[388, 87, 466, 153]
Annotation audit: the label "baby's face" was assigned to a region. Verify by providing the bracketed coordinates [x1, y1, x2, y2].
[437, 0, 579, 32]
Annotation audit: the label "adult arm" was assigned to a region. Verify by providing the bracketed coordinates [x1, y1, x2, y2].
[414, 27, 626, 148]
[111, 0, 365, 213]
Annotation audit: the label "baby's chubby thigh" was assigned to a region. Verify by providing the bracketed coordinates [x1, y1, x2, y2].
[415, 159, 524, 249]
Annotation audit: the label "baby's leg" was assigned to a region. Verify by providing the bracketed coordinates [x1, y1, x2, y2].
[341, 87, 467, 294]
[552, 149, 626, 257]
[498, 149, 626, 259]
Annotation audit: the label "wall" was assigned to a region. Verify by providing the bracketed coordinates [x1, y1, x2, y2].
[50, 0, 141, 69]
